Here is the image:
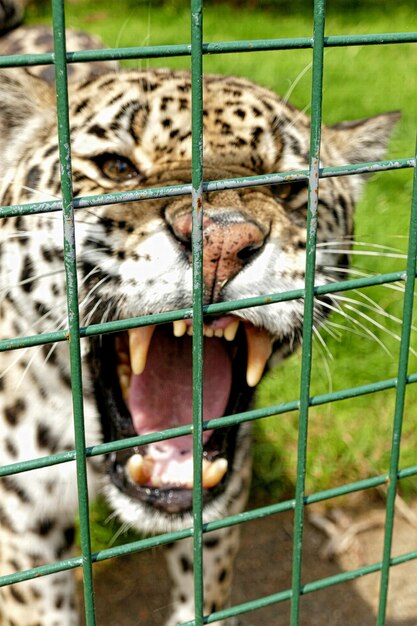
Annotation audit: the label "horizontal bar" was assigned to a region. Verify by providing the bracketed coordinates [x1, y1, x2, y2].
[0, 267, 414, 352]
[2, 469, 417, 588]
[0, 32, 416, 69]
[200, 547, 417, 625]
[0, 158, 414, 219]
[2, 370, 417, 477]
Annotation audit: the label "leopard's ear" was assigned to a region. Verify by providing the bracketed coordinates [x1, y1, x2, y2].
[328, 111, 401, 165]
[0, 68, 55, 151]
[325, 110, 401, 201]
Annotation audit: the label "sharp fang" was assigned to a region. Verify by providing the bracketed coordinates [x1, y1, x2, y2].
[173, 320, 187, 337]
[126, 453, 154, 485]
[128, 325, 156, 375]
[224, 319, 239, 342]
[244, 324, 273, 387]
[202, 458, 228, 489]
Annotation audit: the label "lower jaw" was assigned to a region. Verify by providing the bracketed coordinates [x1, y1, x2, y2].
[107, 423, 240, 514]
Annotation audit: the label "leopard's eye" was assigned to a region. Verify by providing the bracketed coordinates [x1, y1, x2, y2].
[272, 180, 307, 201]
[94, 153, 140, 182]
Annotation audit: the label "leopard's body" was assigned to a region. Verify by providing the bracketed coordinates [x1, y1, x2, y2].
[0, 5, 398, 626]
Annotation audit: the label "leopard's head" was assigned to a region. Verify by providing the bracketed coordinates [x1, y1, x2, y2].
[0, 68, 399, 529]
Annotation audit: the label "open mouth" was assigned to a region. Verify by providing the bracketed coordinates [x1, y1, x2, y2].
[91, 316, 273, 514]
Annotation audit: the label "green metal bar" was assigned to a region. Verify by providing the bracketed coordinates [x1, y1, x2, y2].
[2, 267, 416, 353]
[4, 470, 417, 590]
[377, 135, 417, 624]
[290, 1, 326, 623]
[1, 157, 415, 219]
[191, 0, 205, 623]
[3, 365, 417, 480]
[51, 1, 96, 623]
[0, 31, 416, 69]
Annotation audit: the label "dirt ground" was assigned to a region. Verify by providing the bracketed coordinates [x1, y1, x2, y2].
[81, 501, 417, 626]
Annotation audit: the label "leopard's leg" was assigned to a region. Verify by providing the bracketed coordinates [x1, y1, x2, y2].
[0, 467, 80, 626]
[164, 426, 251, 626]
[0, 348, 101, 626]
[164, 526, 242, 626]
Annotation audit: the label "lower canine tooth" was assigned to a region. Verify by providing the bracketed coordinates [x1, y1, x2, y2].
[244, 324, 273, 387]
[127, 454, 153, 485]
[202, 458, 228, 489]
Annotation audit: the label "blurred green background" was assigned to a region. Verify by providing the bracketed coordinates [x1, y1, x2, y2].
[25, 0, 417, 543]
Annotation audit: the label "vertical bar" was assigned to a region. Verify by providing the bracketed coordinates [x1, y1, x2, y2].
[376, 137, 417, 625]
[51, 1, 96, 624]
[191, 0, 205, 624]
[290, 1, 326, 624]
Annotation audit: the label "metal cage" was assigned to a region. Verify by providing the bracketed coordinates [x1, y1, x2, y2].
[0, 1, 417, 624]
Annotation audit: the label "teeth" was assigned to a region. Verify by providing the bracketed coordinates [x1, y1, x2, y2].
[173, 319, 240, 340]
[224, 319, 240, 342]
[128, 325, 156, 375]
[117, 364, 131, 400]
[173, 320, 187, 337]
[127, 453, 154, 485]
[202, 458, 228, 489]
[244, 324, 273, 387]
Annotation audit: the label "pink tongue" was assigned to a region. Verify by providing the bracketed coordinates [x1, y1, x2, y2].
[127, 328, 232, 452]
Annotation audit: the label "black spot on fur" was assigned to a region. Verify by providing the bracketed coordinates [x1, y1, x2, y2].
[44, 145, 57, 158]
[9, 586, 25, 604]
[74, 98, 90, 115]
[20, 255, 34, 293]
[56, 526, 75, 558]
[35, 518, 56, 536]
[2, 476, 31, 503]
[25, 165, 41, 191]
[88, 124, 107, 139]
[218, 568, 227, 583]
[36, 424, 57, 451]
[180, 555, 192, 573]
[4, 398, 26, 426]
[0, 504, 13, 530]
[5, 437, 18, 457]
[55, 594, 65, 609]
[203, 536, 220, 549]
[234, 108, 246, 119]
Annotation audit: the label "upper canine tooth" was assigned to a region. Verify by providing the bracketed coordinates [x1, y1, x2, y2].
[244, 324, 273, 387]
[202, 458, 228, 489]
[173, 320, 187, 337]
[128, 325, 156, 375]
[224, 319, 239, 342]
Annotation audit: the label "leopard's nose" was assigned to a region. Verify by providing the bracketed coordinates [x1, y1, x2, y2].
[170, 209, 267, 301]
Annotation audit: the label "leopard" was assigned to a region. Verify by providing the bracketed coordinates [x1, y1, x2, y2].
[0, 4, 399, 626]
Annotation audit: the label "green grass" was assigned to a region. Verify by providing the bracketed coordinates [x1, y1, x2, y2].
[27, 1, 417, 520]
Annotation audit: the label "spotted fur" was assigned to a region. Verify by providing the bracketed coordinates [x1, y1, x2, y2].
[0, 8, 399, 626]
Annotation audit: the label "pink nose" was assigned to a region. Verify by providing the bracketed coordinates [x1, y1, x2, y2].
[171, 210, 266, 301]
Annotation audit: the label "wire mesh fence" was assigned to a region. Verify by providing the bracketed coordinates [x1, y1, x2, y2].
[0, 0, 417, 625]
